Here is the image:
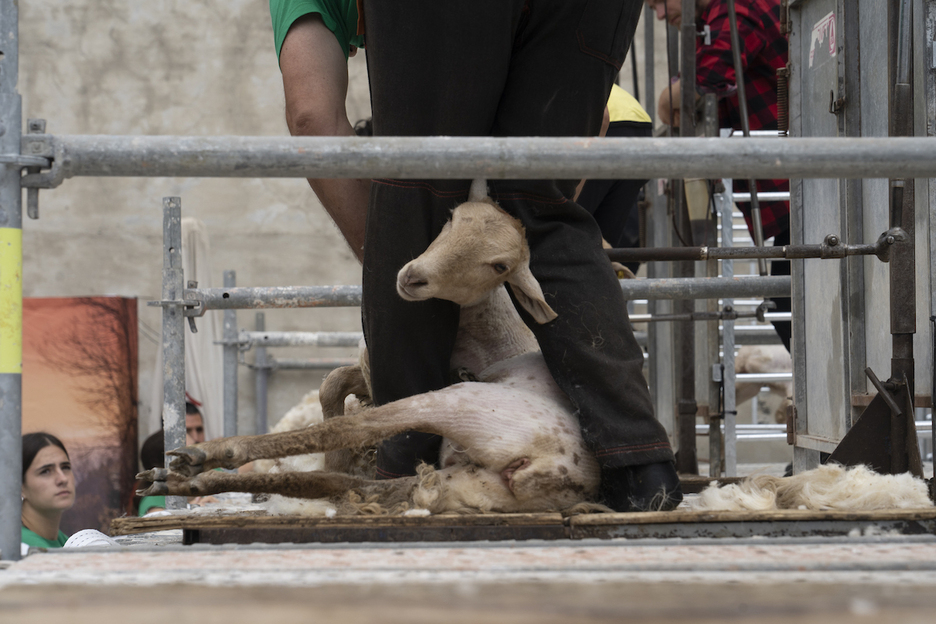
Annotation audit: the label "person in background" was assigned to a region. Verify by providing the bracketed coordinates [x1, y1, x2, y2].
[646, 0, 791, 352]
[21, 432, 75, 551]
[134, 420, 218, 516]
[185, 401, 206, 446]
[134, 429, 167, 516]
[577, 83, 654, 277]
[271, 0, 369, 262]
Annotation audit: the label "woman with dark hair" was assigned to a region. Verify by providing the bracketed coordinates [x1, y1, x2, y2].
[21, 432, 75, 550]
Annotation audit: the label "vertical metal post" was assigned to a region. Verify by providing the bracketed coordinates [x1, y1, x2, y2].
[926, 0, 936, 500]
[703, 94, 722, 476]
[643, 3, 655, 125]
[719, 178, 738, 477]
[255, 312, 269, 435]
[670, 0, 699, 476]
[0, 0, 23, 562]
[680, 0, 696, 138]
[726, 0, 768, 276]
[222, 270, 238, 438]
[161, 197, 186, 510]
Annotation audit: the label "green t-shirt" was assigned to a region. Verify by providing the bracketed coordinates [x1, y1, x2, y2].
[270, 0, 364, 62]
[21, 526, 68, 550]
[138, 495, 167, 516]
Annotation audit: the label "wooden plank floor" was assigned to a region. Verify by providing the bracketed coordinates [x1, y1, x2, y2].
[4, 579, 936, 624]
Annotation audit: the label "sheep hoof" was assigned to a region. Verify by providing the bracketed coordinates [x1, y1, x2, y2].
[167, 446, 207, 476]
[136, 481, 169, 497]
[136, 468, 169, 482]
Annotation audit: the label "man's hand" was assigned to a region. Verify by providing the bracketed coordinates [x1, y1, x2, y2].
[657, 79, 682, 127]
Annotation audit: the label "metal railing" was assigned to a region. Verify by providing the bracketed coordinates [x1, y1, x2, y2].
[6, 119, 936, 564]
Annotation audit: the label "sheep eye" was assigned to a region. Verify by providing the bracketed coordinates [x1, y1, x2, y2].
[493, 263, 508, 274]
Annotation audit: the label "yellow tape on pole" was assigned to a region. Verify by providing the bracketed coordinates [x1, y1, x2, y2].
[0, 227, 23, 374]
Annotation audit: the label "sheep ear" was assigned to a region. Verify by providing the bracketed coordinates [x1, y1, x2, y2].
[468, 178, 488, 202]
[507, 266, 558, 324]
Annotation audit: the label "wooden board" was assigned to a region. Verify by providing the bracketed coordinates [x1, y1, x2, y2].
[568, 508, 936, 540]
[112, 512, 569, 544]
[111, 508, 936, 544]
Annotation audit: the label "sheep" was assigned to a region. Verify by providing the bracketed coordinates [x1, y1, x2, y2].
[734, 344, 793, 425]
[138, 180, 607, 514]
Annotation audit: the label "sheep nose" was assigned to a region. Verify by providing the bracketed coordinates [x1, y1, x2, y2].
[399, 265, 427, 289]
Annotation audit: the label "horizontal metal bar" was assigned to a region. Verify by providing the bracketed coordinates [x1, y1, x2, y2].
[726, 130, 783, 138]
[263, 358, 358, 370]
[188, 286, 362, 312]
[736, 372, 793, 384]
[188, 277, 790, 312]
[619, 276, 790, 300]
[629, 309, 778, 323]
[32, 135, 936, 181]
[606, 230, 901, 263]
[732, 192, 791, 203]
[698, 422, 933, 436]
[238, 331, 363, 348]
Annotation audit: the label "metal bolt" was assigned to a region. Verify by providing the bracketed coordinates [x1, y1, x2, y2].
[827, 235, 839, 247]
[886, 235, 895, 245]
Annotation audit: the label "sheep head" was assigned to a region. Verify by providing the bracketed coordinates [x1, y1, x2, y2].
[397, 185, 558, 324]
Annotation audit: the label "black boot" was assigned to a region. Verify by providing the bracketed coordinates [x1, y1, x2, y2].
[599, 461, 683, 512]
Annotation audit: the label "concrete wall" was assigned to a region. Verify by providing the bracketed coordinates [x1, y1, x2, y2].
[18, 2, 674, 442]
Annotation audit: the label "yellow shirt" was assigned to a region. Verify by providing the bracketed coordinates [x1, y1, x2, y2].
[607, 84, 651, 124]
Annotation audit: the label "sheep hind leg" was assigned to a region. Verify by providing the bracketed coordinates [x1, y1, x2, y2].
[318, 364, 377, 476]
[319, 364, 370, 419]
[166, 399, 448, 477]
[136, 467, 418, 504]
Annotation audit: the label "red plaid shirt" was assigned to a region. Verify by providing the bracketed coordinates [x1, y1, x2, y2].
[697, 0, 789, 240]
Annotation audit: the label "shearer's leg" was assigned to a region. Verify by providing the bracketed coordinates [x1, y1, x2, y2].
[360, 0, 523, 479]
[486, 0, 680, 511]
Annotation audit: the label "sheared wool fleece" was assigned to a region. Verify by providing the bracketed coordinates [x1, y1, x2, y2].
[692, 464, 933, 511]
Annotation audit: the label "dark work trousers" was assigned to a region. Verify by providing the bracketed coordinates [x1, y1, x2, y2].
[361, 0, 675, 479]
[770, 229, 792, 353]
[577, 121, 653, 275]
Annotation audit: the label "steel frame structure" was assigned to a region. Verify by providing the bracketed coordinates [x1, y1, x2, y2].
[3, 1, 935, 560]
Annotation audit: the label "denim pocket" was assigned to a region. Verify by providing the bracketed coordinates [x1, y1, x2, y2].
[576, 0, 641, 70]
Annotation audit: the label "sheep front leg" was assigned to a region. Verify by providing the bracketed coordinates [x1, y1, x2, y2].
[137, 467, 418, 501]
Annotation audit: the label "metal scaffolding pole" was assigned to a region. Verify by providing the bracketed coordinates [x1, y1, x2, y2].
[236, 331, 363, 349]
[222, 270, 238, 438]
[18, 135, 936, 183]
[158, 198, 186, 510]
[254, 313, 269, 435]
[179, 277, 789, 316]
[718, 183, 739, 477]
[0, 0, 23, 562]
